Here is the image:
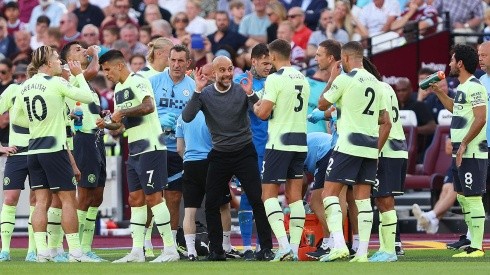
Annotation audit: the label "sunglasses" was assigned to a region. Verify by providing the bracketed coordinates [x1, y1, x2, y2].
[175, 18, 189, 23]
[83, 33, 97, 37]
[288, 14, 301, 19]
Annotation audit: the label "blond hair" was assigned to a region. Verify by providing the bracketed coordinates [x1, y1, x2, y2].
[29, 46, 56, 74]
[147, 37, 174, 63]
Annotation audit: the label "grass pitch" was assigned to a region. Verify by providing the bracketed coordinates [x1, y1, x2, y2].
[1, 249, 489, 275]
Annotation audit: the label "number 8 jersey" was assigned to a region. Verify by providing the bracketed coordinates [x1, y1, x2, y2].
[262, 66, 310, 152]
[14, 73, 96, 154]
[324, 68, 386, 159]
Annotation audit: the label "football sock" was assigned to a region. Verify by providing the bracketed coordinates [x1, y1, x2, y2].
[145, 216, 154, 243]
[172, 230, 177, 243]
[378, 212, 384, 252]
[323, 196, 345, 249]
[76, 210, 87, 243]
[81, 206, 98, 253]
[352, 234, 359, 252]
[457, 194, 472, 240]
[426, 210, 436, 220]
[66, 233, 82, 257]
[152, 202, 174, 247]
[0, 204, 16, 253]
[34, 232, 48, 256]
[130, 205, 147, 252]
[27, 206, 36, 253]
[223, 231, 232, 252]
[467, 229, 472, 240]
[356, 199, 373, 256]
[264, 198, 290, 251]
[466, 196, 485, 250]
[289, 200, 305, 256]
[47, 207, 62, 252]
[185, 234, 197, 256]
[238, 192, 253, 250]
[381, 210, 397, 254]
[321, 237, 329, 249]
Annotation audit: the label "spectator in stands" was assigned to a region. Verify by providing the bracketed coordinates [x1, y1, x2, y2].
[91, 73, 114, 112]
[74, 0, 105, 31]
[136, 0, 171, 27]
[358, 0, 401, 36]
[333, 0, 363, 41]
[390, 0, 438, 38]
[171, 12, 190, 41]
[139, 25, 152, 45]
[228, 0, 246, 33]
[101, 0, 139, 30]
[129, 53, 146, 72]
[0, 18, 17, 59]
[207, 11, 257, 55]
[265, 1, 287, 43]
[432, 0, 483, 44]
[13, 62, 28, 84]
[28, 0, 67, 33]
[59, 0, 77, 12]
[412, 137, 456, 234]
[186, 0, 213, 36]
[59, 13, 81, 48]
[120, 23, 148, 55]
[483, 9, 490, 43]
[30, 15, 50, 50]
[416, 68, 455, 123]
[81, 24, 105, 49]
[102, 25, 119, 48]
[307, 9, 350, 60]
[151, 19, 181, 45]
[142, 4, 162, 26]
[189, 36, 214, 69]
[279, 0, 329, 31]
[0, 58, 14, 94]
[239, 0, 271, 43]
[157, 0, 187, 15]
[395, 77, 436, 160]
[43, 26, 62, 50]
[19, 0, 38, 24]
[276, 21, 306, 70]
[4, 2, 27, 35]
[112, 39, 132, 62]
[218, 0, 253, 19]
[10, 30, 32, 64]
[287, 7, 312, 50]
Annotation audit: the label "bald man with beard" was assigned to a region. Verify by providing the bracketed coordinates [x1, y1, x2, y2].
[182, 56, 274, 261]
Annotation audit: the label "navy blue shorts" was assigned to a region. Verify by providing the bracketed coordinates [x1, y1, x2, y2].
[127, 150, 167, 195]
[311, 149, 332, 190]
[324, 151, 377, 186]
[164, 151, 183, 191]
[3, 155, 29, 190]
[73, 132, 107, 188]
[372, 157, 407, 198]
[262, 149, 306, 184]
[452, 157, 487, 196]
[28, 150, 77, 191]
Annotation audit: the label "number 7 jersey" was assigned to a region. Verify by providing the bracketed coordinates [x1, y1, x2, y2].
[14, 73, 96, 154]
[324, 68, 385, 159]
[262, 66, 310, 152]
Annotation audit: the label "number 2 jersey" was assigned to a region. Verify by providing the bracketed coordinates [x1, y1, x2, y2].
[14, 73, 96, 154]
[324, 68, 385, 159]
[262, 66, 310, 152]
[451, 76, 488, 159]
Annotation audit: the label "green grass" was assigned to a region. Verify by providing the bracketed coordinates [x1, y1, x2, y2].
[1, 249, 490, 275]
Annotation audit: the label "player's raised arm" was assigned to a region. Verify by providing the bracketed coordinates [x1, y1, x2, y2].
[59, 61, 97, 104]
[182, 67, 205, 123]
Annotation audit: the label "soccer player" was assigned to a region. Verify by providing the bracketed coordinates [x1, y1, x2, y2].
[138, 37, 174, 79]
[148, 45, 196, 255]
[253, 38, 311, 261]
[182, 56, 273, 261]
[232, 43, 272, 260]
[97, 50, 178, 263]
[430, 44, 488, 257]
[16, 46, 98, 262]
[362, 57, 406, 262]
[0, 83, 33, 262]
[317, 41, 390, 262]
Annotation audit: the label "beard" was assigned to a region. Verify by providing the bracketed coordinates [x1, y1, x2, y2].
[448, 67, 459, 77]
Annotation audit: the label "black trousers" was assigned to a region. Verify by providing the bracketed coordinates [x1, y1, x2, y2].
[205, 142, 272, 253]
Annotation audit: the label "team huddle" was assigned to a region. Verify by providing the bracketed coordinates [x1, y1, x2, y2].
[0, 37, 487, 263]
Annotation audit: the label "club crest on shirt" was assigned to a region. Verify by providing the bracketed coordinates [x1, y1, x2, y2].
[183, 89, 190, 97]
[124, 89, 130, 100]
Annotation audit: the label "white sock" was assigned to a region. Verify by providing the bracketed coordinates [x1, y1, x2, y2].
[291, 243, 299, 256]
[255, 243, 261, 252]
[332, 231, 346, 249]
[327, 235, 334, 249]
[356, 241, 368, 256]
[244, 245, 252, 251]
[466, 229, 471, 240]
[131, 247, 144, 255]
[352, 234, 359, 251]
[426, 211, 436, 220]
[321, 237, 329, 249]
[278, 236, 291, 251]
[144, 228, 153, 248]
[184, 234, 197, 256]
[223, 231, 232, 252]
[172, 230, 177, 243]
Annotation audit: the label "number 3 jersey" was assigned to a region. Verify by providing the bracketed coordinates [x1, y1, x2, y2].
[262, 66, 310, 152]
[451, 76, 488, 159]
[324, 68, 385, 159]
[14, 73, 96, 154]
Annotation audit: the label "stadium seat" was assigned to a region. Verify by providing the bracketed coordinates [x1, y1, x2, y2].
[403, 126, 418, 174]
[437, 109, 452, 126]
[404, 125, 451, 190]
[399, 110, 418, 127]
